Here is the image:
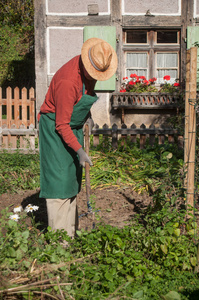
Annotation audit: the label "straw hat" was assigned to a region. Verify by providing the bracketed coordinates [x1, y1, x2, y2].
[81, 38, 118, 81]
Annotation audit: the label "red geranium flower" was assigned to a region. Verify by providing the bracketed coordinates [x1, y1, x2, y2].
[120, 89, 126, 92]
[129, 80, 135, 85]
[149, 77, 157, 82]
[130, 73, 138, 79]
[139, 76, 146, 80]
[135, 80, 141, 84]
[174, 82, 180, 87]
[143, 80, 149, 85]
[163, 75, 171, 81]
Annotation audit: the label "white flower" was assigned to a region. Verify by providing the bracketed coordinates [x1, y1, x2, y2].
[32, 205, 39, 211]
[25, 204, 39, 213]
[9, 214, 20, 222]
[13, 205, 23, 213]
[25, 205, 34, 213]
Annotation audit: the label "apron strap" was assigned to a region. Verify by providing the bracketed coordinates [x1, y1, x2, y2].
[82, 82, 85, 95]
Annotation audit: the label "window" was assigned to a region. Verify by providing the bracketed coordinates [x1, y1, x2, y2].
[123, 30, 180, 84]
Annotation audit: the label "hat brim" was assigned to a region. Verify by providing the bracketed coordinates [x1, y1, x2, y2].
[81, 38, 118, 81]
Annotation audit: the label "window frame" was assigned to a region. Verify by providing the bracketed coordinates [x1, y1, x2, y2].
[122, 29, 181, 84]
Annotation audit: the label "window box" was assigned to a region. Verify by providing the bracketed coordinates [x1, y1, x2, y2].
[111, 92, 179, 123]
[111, 92, 179, 110]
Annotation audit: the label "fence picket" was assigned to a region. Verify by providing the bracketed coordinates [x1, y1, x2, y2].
[7, 87, 12, 128]
[130, 124, 137, 144]
[0, 86, 183, 152]
[30, 87, 35, 126]
[121, 123, 127, 146]
[0, 86, 37, 151]
[112, 123, 118, 149]
[91, 123, 182, 149]
[140, 124, 146, 149]
[149, 124, 155, 146]
[22, 88, 27, 127]
[14, 87, 20, 128]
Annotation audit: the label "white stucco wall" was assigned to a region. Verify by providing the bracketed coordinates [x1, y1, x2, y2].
[122, 0, 181, 15]
[91, 93, 110, 126]
[47, 27, 83, 75]
[194, 0, 199, 17]
[47, 0, 110, 15]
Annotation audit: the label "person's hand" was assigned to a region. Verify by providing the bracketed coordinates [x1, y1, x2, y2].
[77, 148, 93, 167]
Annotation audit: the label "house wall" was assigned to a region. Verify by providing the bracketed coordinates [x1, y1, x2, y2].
[34, 0, 196, 128]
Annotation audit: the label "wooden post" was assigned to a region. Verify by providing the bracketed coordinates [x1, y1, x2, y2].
[184, 49, 190, 186]
[186, 47, 197, 215]
[84, 124, 91, 208]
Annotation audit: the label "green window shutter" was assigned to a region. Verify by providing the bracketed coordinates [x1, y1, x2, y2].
[187, 26, 199, 89]
[83, 26, 116, 91]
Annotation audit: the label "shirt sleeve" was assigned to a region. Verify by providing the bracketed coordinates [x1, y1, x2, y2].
[54, 79, 82, 152]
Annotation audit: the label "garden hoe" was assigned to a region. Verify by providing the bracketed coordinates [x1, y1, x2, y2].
[79, 123, 96, 229]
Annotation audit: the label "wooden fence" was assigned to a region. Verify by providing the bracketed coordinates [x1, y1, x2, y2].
[0, 86, 183, 151]
[0, 86, 38, 151]
[91, 123, 183, 149]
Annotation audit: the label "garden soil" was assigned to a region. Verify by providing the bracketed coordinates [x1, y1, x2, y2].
[0, 186, 152, 232]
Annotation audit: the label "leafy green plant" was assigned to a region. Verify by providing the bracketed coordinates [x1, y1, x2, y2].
[1, 204, 199, 299]
[1, 142, 199, 299]
[0, 150, 40, 194]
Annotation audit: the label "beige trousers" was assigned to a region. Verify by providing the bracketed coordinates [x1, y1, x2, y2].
[46, 197, 78, 238]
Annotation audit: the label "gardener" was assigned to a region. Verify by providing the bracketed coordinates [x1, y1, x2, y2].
[37, 38, 118, 238]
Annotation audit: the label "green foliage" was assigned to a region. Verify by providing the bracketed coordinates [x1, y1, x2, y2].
[0, 0, 34, 87]
[0, 0, 34, 31]
[89, 138, 184, 196]
[0, 206, 199, 299]
[0, 139, 184, 197]
[159, 82, 180, 94]
[0, 150, 40, 194]
[1, 143, 199, 299]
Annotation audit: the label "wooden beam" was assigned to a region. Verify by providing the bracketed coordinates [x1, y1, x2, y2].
[186, 47, 197, 215]
[184, 49, 190, 184]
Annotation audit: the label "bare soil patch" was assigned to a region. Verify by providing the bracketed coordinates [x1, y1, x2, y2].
[0, 187, 152, 231]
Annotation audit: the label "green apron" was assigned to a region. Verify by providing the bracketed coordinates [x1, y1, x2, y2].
[39, 84, 98, 199]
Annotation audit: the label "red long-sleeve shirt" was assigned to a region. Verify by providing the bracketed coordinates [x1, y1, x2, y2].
[38, 55, 96, 152]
